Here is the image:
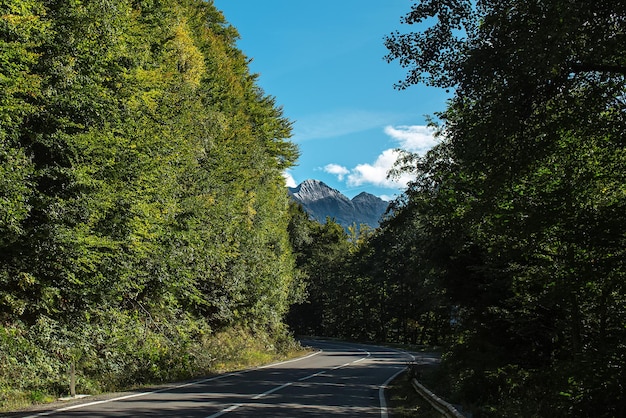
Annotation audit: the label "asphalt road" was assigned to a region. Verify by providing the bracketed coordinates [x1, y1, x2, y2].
[8, 340, 438, 418]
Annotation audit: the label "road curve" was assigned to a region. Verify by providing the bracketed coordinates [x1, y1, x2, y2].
[9, 340, 434, 418]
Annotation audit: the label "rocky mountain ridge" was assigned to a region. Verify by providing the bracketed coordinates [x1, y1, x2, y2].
[288, 179, 388, 229]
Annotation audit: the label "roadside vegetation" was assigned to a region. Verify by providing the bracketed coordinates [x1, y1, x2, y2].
[1, 324, 306, 412]
[1, 0, 301, 411]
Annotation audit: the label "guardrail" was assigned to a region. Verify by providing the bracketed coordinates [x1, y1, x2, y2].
[410, 378, 466, 418]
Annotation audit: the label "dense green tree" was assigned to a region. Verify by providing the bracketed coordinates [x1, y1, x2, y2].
[286, 204, 354, 336]
[0, 0, 46, 280]
[384, 0, 625, 416]
[0, 0, 300, 405]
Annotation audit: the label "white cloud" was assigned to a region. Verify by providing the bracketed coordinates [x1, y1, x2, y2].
[346, 149, 414, 189]
[383, 125, 438, 154]
[282, 171, 297, 188]
[323, 125, 438, 191]
[323, 163, 350, 180]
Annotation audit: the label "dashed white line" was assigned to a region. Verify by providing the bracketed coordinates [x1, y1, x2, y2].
[252, 382, 293, 400]
[206, 349, 371, 417]
[204, 402, 244, 418]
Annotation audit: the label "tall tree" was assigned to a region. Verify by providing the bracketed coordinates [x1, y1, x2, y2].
[0, 0, 301, 401]
[385, 1, 625, 416]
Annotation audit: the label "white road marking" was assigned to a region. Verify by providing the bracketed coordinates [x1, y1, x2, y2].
[22, 351, 321, 418]
[379, 367, 407, 418]
[204, 402, 244, 418]
[205, 348, 371, 417]
[252, 382, 293, 400]
[22, 344, 406, 418]
[379, 347, 416, 418]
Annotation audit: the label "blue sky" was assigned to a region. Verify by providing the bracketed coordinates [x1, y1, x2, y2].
[213, 0, 449, 200]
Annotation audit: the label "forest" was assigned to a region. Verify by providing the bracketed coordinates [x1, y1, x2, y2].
[1, 0, 301, 409]
[1, 0, 624, 417]
[288, 1, 625, 416]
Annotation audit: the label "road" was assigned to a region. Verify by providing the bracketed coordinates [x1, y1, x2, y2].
[8, 340, 439, 418]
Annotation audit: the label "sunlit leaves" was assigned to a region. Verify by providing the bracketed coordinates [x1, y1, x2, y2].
[0, 0, 299, 362]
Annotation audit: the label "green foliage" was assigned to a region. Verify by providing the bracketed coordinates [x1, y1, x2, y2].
[286, 204, 354, 337]
[382, 0, 625, 416]
[285, 194, 451, 345]
[0, 0, 46, 245]
[0, 313, 299, 411]
[0, 0, 301, 409]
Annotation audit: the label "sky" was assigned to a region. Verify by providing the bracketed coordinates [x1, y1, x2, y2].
[212, 0, 449, 200]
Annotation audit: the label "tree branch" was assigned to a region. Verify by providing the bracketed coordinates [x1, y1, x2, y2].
[570, 63, 626, 76]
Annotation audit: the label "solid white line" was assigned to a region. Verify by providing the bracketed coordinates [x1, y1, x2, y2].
[256, 350, 321, 369]
[379, 367, 407, 418]
[379, 347, 416, 418]
[25, 345, 370, 418]
[23, 371, 249, 418]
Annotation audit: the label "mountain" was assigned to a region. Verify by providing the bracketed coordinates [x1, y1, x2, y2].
[288, 180, 389, 229]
